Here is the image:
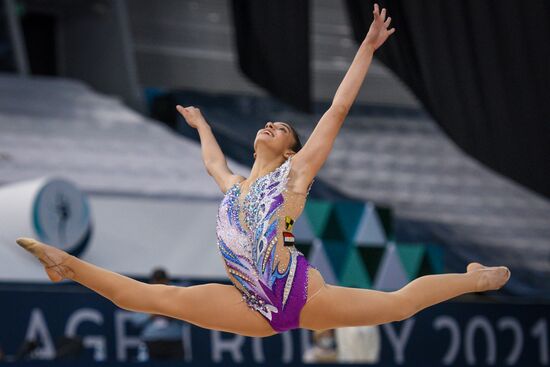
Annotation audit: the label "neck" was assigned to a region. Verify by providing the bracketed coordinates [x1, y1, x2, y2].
[249, 152, 287, 182]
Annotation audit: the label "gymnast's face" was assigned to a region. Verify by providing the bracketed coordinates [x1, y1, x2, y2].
[254, 121, 297, 158]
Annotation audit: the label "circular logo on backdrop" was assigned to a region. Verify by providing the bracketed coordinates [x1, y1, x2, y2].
[32, 179, 92, 257]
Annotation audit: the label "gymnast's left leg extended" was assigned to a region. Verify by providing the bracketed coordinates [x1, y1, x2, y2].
[15, 238, 277, 337]
[299, 263, 510, 331]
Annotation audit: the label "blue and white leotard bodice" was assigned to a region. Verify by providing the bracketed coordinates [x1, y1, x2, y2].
[215, 156, 313, 330]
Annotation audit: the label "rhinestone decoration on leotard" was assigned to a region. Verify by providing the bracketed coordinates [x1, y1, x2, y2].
[215, 156, 312, 321]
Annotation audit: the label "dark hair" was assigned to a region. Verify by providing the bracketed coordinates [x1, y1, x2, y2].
[288, 124, 303, 153]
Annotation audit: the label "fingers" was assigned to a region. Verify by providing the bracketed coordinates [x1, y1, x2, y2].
[373, 3, 395, 35]
[372, 3, 380, 22]
[373, 3, 389, 23]
[176, 105, 189, 115]
[176, 105, 200, 114]
[177, 105, 195, 111]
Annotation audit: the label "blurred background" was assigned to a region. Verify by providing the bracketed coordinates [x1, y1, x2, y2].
[0, 0, 549, 365]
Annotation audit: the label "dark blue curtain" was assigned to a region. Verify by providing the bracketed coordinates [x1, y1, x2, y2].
[346, 0, 550, 198]
[230, 0, 311, 113]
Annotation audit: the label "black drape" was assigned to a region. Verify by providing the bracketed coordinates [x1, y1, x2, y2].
[346, 0, 550, 199]
[231, 0, 311, 112]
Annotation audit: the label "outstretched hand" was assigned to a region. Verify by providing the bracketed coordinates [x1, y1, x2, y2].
[176, 105, 208, 129]
[364, 3, 395, 51]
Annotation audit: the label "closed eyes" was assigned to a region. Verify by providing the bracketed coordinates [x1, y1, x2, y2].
[265, 123, 289, 133]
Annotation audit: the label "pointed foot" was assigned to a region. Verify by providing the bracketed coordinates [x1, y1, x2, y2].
[15, 237, 74, 282]
[466, 262, 485, 273]
[474, 265, 511, 292]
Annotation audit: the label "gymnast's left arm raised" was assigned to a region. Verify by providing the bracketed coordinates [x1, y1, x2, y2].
[291, 3, 395, 185]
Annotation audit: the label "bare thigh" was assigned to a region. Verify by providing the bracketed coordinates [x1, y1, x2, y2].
[298, 267, 327, 328]
[151, 283, 277, 337]
[304, 266, 326, 301]
[299, 270, 404, 330]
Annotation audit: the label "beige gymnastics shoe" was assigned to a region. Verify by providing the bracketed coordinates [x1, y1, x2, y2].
[16, 237, 74, 282]
[466, 262, 485, 273]
[468, 262, 511, 292]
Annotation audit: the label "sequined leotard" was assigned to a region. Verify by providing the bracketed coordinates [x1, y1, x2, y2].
[215, 156, 313, 332]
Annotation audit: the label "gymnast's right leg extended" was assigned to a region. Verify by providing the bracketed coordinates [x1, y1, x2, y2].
[16, 238, 277, 337]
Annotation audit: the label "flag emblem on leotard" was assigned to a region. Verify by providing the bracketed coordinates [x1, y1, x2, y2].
[283, 231, 295, 246]
[285, 216, 295, 231]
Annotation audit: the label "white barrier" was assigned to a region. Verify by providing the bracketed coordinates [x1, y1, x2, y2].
[0, 177, 92, 281]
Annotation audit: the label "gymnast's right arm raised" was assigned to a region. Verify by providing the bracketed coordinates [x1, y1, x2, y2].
[176, 105, 245, 194]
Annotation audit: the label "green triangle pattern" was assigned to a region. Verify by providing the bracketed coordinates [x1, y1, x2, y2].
[333, 201, 365, 242]
[417, 253, 433, 277]
[340, 247, 372, 288]
[322, 241, 351, 277]
[376, 206, 394, 240]
[373, 243, 410, 291]
[396, 243, 426, 280]
[301, 199, 445, 281]
[304, 200, 333, 238]
[426, 244, 444, 274]
[354, 203, 386, 246]
[320, 208, 347, 240]
[292, 214, 316, 242]
[357, 246, 385, 280]
[308, 239, 338, 285]
[295, 243, 313, 258]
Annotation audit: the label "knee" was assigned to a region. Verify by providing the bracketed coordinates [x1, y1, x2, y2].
[391, 292, 419, 322]
[112, 283, 170, 312]
[112, 288, 134, 310]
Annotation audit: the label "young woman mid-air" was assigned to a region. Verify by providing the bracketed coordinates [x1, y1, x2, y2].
[16, 4, 510, 338]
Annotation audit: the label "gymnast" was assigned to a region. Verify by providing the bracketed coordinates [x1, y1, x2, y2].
[16, 3, 510, 337]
